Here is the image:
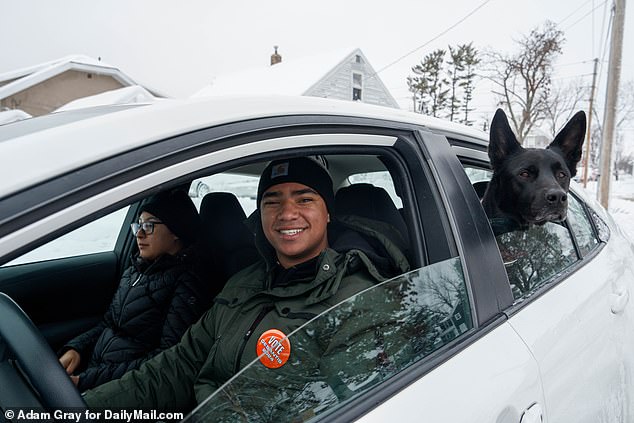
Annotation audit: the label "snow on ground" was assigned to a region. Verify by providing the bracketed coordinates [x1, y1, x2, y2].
[577, 174, 634, 243]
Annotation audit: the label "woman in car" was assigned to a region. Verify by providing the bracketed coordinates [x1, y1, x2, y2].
[58, 189, 212, 391]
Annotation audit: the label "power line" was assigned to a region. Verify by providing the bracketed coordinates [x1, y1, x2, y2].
[596, 4, 614, 92]
[557, 0, 596, 25]
[551, 73, 595, 81]
[554, 60, 596, 67]
[562, 0, 609, 31]
[370, 0, 493, 78]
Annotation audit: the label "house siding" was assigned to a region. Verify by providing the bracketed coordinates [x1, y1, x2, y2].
[1, 70, 124, 116]
[304, 53, 399, 109]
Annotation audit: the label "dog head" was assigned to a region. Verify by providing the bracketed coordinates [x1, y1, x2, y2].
[484, 108, 586, 226]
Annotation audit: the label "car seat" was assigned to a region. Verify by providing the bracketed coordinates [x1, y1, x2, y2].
[472, 181, 489, 199]
[199, 192, 259, 285]
[335, 183, 410, 251]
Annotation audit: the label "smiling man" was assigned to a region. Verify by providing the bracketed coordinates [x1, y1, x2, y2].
[257, 157, 335, 269]
[82, 156, 409, 417]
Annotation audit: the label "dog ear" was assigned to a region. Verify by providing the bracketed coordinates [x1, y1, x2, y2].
[547, 111, 586, 176]
[488, 109, 522, 170]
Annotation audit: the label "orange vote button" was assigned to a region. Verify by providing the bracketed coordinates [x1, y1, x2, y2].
[256, 329, 291, 369]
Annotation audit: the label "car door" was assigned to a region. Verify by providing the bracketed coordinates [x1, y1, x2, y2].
[184, 126, 546, 423]
[458, 149, 634, 422]
[0, 206, 135, 350]
[504, 191, 634, 422]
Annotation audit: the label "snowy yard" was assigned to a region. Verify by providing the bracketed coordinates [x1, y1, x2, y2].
[578, 175, 634, 244]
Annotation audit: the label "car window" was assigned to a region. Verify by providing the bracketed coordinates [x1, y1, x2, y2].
[189, 173, 259, 216]
[347, 171, 402, 208]
[496, 223, 577, 300]
[461, 164, 590, 302]
[566, 194, 599, 257]
[186, 257, 471, 422]
[463, 166, 492, 183]
[2, 207, 129, 267]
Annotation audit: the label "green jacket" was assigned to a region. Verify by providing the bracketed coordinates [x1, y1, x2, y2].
[83, 216, 410, 416]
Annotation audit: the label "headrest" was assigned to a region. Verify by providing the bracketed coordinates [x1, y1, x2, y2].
[200, 192, 250, 248]
[335, 183, 408, 242]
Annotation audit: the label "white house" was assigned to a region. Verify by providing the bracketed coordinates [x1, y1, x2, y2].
[0, 55, 164, 117]
[194, 48, 400, 109]
[523, 127, 551, 148]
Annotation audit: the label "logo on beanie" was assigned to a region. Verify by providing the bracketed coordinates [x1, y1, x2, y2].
[270, 162, 289, 179]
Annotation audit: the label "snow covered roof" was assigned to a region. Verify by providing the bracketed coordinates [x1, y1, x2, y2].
[0, 55, 165, 100]
[56, 85, 160, 112]
[0, 109, 31, 125]
[193, 48, 384, 98]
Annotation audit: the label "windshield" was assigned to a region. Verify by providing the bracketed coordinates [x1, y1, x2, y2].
[185, 257, 471, 422]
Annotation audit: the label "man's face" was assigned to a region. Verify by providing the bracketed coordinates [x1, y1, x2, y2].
[260, 182, 329, 269]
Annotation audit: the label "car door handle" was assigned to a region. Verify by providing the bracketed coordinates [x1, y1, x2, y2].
[520, 402, 543, 423]
[611, 289, 629, 314]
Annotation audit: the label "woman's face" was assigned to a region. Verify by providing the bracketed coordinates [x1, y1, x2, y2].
[134, 211, 183, 261]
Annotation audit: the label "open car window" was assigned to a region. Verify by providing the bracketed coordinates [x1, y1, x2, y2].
[185, 256, 471, 422]
[461, 163, 603, 303]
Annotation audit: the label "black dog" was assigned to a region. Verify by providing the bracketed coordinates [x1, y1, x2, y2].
[481, 109, 586, 229]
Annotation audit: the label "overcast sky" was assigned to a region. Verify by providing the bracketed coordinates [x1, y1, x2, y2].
[1, 0, 632, 133]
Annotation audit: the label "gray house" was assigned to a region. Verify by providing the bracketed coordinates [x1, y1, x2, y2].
[194, 47, 400, 109]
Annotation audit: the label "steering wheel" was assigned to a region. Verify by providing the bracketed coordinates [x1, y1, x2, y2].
[0, 292, 86, 410]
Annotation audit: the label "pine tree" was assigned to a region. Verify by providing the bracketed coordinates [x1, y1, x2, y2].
[447, 45, 466, 122]
[408, 45, 478, 123]
[459, 43, 479, 126]
[407, 49, 448, 117]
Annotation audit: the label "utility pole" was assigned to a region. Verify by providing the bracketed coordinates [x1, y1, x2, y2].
[598, 0, 627, 208]
[582, 58, 599, 188]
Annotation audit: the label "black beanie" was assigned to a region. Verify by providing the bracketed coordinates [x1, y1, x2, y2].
[257, 157, 335, 213]
[139, 190, 201, 245]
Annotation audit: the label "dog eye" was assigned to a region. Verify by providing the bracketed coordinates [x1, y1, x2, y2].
[557, 171, 567, 178]
[519, 170, 530, 178]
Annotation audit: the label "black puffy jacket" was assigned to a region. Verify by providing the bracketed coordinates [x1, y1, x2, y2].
[63, 247, 212, 391]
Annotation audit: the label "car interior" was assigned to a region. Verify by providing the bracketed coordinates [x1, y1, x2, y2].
[0, 153, 414, 354]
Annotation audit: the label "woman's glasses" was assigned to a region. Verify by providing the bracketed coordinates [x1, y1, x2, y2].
[131, 221, 164, 235]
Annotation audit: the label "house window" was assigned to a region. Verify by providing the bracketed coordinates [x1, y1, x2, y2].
[353, 72, 363, 101]
[355, 54, 363, 64]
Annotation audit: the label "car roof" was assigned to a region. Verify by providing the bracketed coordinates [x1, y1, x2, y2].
[0, 95, 488, 199]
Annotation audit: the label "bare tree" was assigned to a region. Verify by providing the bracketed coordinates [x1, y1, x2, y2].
[486, 21, 564, 143]
[591, 79, 634, 176]
[543, 78, 587, 138]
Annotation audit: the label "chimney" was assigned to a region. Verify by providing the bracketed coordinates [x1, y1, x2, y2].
[270, 46, 282, 66]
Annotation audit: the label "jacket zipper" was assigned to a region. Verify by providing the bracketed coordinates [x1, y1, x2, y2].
[117, 273, 143, 329]
[117, 260, 157, 328]
[234, 304, 274, 374]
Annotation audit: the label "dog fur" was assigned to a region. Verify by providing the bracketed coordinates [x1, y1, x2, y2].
[481, 108, 586, 228]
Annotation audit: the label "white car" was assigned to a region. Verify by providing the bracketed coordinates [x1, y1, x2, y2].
[0, 96, 633, 422]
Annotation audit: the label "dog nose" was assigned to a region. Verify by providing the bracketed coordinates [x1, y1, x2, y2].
[545, 189, 567, 204]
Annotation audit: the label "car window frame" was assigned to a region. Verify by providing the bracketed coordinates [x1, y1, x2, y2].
[452, 146, 607, 315]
